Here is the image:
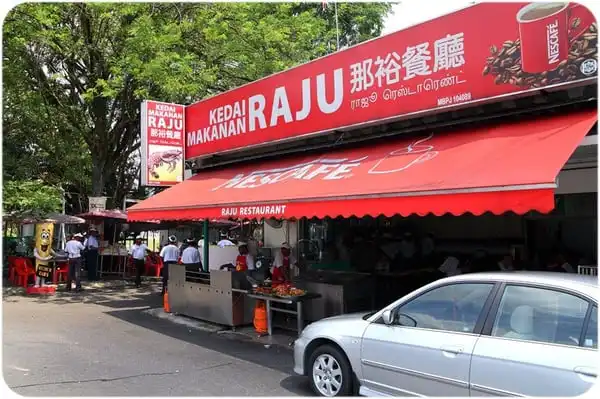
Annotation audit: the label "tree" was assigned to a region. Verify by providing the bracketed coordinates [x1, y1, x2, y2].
[3, 2, 391, 209]
[2, 180, 63, 221]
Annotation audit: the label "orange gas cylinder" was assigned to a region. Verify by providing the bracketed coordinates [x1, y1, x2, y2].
[163, 291, 171, 313]
[253, 300, 267, 334]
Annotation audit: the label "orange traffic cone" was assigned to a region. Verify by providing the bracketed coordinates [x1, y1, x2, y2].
[163, 291, 171, 313]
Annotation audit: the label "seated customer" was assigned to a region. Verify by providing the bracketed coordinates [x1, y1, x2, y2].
[497, 254, 515, 271]
[546, 252, 575, 273]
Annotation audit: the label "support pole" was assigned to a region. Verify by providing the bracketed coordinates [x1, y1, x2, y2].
[334, 0, 340, 51]
[203, 219, 209, 272]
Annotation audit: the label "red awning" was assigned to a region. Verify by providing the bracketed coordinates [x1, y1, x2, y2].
[128, 110, 597, 221]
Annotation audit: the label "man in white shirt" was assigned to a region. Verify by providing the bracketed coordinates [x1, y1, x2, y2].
[271, 242, 297, 282]
[217, 238, 235, 248]
[84, 228, 100, 281]
[159, 235, 179, 295]
[129, 236, 150, 288]
[181, 238, 202, 273]
[65, 234, 85, 292]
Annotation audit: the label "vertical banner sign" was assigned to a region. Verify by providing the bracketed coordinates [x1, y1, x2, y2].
[140, 100, 185, 186]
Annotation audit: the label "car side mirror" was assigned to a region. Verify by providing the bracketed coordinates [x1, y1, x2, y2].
[398, 313, 418, 328]
[382, 309, 394, 325]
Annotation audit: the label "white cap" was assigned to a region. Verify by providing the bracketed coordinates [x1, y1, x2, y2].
[74, 233, 83, 238]
[238, 241, 247, 247]
[281, 242, 291, 249]
[135, 236, 143, 240]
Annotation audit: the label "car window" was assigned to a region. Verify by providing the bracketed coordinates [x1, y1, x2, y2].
[395, 283, 494, 333]
[491, 285, 589, 347]
[583, 306, 597, 349]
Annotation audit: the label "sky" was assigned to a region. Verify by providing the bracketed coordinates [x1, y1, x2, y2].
[382, 1, 476, 35]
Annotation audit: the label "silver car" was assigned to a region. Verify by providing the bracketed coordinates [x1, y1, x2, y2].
[294, 271, 598, 397]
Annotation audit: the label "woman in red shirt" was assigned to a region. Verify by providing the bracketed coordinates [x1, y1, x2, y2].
[235, 242, 255, 271]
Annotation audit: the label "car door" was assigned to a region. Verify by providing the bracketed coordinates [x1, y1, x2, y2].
[360, 282, 497, 397]
[469, 284, 597, 397]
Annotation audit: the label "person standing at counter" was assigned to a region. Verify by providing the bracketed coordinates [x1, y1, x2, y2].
[271, 242, 296, 282]
[84, 227, 99, 281]
[130, 236, 150, 288]
[65, 233, 85, 292]
[182, 238, 202, 272]
[235, 242, 255, 271]
[159, 235, 179, 296]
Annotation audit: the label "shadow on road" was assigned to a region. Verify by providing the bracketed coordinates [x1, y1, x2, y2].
[105, 306, 291, 371]
[105, 306, 313, 396]
[3, 283, 164, 309]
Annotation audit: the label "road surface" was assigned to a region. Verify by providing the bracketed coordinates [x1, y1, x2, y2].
[3, 284, 311, 396]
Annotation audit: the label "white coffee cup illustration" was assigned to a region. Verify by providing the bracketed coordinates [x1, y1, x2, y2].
[368, 133, 439, 174]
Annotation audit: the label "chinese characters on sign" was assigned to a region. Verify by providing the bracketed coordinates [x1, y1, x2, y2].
[349, 32, 466, 93]
[140, 101, 185, 187]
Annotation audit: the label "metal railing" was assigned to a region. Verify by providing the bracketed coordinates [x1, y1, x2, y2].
[577, 265, 598, 276]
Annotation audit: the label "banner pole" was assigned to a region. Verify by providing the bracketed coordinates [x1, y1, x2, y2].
[203, 219, 209, 272]
[334, 0, 340, 51]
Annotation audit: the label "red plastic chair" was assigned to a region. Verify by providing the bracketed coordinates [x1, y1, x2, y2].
[7, 256, 18, 284]
[145, 254, 163, 277]
[53, 261, 69, 284]
[14, 258, 36, 288]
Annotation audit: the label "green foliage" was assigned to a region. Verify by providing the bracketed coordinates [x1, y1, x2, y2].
[3, 180, 63, 220]
[3, 2, 391, 209]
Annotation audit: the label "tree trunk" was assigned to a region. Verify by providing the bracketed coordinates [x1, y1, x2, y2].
[90, 156, 105, 197]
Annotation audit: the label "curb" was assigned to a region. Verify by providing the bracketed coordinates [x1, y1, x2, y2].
[141, 308, 227, 333]
[141, 307, 295, 351]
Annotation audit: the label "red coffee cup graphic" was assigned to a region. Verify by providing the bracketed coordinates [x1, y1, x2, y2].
[517, 2, 588, 73]
[368, 134, 439, 175]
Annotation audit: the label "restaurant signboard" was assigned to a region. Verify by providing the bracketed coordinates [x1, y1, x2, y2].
[140, 100, 185, 186]
[184, 2, 597, 160]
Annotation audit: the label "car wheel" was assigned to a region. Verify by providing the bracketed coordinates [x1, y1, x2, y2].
[309, 344, 352, 397]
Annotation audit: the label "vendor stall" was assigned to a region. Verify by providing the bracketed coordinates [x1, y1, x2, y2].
[78, 209, 129, 278]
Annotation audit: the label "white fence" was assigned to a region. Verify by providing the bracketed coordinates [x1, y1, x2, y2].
[577, 265, 598, 276]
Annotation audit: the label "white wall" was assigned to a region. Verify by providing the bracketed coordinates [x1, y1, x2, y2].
[263, 220, 298, 248]
[556, 168, 597, 194]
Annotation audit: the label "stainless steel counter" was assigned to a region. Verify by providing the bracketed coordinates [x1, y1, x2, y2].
[294, 271, 376, 321]
[168, 265, 254, 327]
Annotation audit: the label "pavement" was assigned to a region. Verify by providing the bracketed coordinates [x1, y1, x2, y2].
[2, 281, 312, 396]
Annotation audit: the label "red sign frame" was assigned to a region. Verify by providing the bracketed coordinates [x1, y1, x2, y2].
[184, 2, 596, 160]
[140, 100, 185, 187]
